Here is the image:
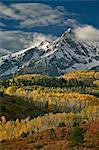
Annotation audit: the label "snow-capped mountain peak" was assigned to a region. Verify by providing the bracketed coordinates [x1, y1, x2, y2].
[0, 29, 99, 77]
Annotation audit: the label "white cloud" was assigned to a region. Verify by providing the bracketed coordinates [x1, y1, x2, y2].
[32, 32, 57, 46]
[0, 31, 33, 52]
[0, 3, 20, 20]
[0, 3, 71, 27]
[74, 25, 99, 41]
[64, 19, 80, 28]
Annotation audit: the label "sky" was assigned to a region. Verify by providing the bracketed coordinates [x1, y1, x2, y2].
[0, 0, 99, 55]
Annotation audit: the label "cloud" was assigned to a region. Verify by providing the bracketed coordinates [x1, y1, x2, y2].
[32, 32, 57, 46]
[64, 19, 80, 28]
[0, 30, 57, 56]
[0, 3, 72, 28]
[74, 25, 99, 41]
[0, 3, 20, 20]
[0, 31, 33, 53]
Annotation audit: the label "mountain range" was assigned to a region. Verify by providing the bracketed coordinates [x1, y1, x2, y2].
[0, 28, 99, 77]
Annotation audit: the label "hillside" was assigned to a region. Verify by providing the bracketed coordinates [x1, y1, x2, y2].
[0, 71, 99, 120]
[0, 71, 99, 149]
[0, 120, 99, 150]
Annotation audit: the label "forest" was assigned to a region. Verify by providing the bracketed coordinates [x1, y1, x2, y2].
[0, 70, 99, 149]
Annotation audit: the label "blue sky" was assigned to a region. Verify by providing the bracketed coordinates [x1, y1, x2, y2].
[0, 0, 99, 54]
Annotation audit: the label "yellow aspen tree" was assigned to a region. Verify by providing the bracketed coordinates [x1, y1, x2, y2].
[1, 116, 6, 128]
[6, 86, 16, 96]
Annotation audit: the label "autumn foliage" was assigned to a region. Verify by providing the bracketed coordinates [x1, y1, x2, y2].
[0, 70, 99, 149]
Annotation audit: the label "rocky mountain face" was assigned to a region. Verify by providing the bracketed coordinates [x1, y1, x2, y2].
[0, 29, 99, 77]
